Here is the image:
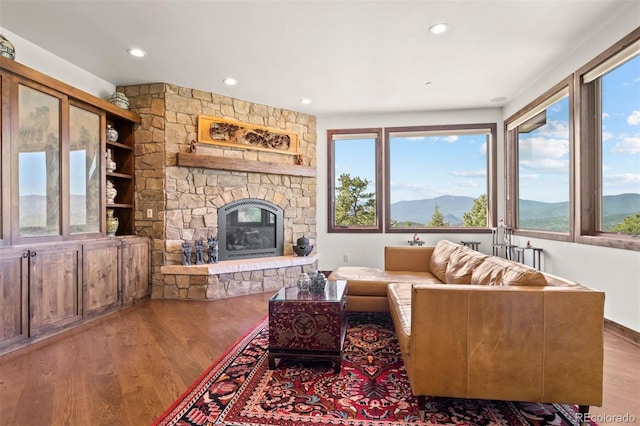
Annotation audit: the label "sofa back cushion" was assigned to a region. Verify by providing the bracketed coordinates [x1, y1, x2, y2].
[470, 255, 547, 286]
[471, 256, 512, 285]
[501, 263, 548, 286]
[445, 248, 488, 284]
[430, 240, 461, 282]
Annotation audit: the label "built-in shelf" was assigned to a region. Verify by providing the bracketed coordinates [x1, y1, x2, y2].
[177, 152, 316, 177]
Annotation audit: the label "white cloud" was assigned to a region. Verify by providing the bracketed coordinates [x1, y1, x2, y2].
[602, 131, 614, 141]
[602, 112, 610, 119]
[389, 181, 449, 201]
[478, 141, 487, 155]
[520, 158, 569, 172]
[519, 173, 539, 180]
[627, 110, 640, 126]
[455, 179, 479, 188]
[611, 136, 640, 154]
[603, 173, 640, 189]
[519, 136, 569, 161]
[400, 135, 459, 143]
[451, 170, 486, 178]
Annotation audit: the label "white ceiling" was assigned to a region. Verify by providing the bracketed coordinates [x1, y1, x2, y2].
[0, 0, 634, 115]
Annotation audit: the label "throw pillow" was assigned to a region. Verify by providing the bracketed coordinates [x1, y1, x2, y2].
[501, 263, 548, 286]
[445, 248, 488, 284]
[429, 240, 460, 282]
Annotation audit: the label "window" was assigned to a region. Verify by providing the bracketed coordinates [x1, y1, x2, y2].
[505, 77, 573, 240]
[327, 128, 382, 232]
[577, 30, 640, 250]
[385, 124, 497, 232]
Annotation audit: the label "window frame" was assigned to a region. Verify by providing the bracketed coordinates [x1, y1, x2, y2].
[575, 27, 640, 251]
[505, 76, 575, 242]
[384, 123, 497, 234]
[327, 128, 383, 233]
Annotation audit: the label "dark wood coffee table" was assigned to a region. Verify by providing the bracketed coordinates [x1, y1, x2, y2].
[268, 280, 347, 372]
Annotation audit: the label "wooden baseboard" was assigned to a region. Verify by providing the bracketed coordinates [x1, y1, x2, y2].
[604, 318, 640, 346]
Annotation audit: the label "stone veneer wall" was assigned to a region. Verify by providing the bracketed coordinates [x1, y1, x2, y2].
[119, 83, 317, 300]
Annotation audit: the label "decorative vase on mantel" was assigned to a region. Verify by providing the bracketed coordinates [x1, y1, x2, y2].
[106, 209, 119, 237]
[106, 149, 116, 173]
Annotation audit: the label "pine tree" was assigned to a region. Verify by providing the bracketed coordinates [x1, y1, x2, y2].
[334, 173, 376, 226]
[463, 194, 488, 227]
[427, 203, 449, 227]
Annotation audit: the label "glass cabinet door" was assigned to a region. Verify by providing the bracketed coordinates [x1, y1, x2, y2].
[69, 104, 100, 234]
[17, 84, 61, 237]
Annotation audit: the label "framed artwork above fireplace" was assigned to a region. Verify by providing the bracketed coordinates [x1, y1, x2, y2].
[198, 115, 299, 155]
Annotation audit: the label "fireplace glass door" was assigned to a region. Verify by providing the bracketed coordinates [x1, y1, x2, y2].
[218, 199, 283, 260]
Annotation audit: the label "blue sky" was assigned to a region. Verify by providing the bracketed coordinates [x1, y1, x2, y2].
[601, 55, 640, 198]
[335, 55, 639, 205]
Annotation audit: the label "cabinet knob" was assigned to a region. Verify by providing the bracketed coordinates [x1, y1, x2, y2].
[30, 251, 37, 257]
[22, 252, 29, 258]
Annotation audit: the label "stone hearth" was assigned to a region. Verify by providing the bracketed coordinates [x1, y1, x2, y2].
[122, 83, 317, 300]
[160, 254, 318, 299]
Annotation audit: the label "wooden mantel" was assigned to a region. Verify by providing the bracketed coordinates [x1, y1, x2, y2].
[176, 152, 316, 177]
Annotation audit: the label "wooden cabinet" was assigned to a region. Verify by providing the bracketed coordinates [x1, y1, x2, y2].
[0, 57, 149, 355]
[121, 237, 151, 305]
[28, 243, 83, 337]
[0, 248, 29, 348]
[83, 239, 120, 317]
[0, 237, 150, 353]
[0, 244, 84, 349]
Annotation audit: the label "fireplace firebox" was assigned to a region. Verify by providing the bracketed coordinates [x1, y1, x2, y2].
[217, 199, 284, 261]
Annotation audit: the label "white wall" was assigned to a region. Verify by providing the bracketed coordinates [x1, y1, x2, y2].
[317, 5, 640, 333]
[0, 27, 115, 99]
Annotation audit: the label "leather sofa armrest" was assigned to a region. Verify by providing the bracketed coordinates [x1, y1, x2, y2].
[385, 246, 434, 272]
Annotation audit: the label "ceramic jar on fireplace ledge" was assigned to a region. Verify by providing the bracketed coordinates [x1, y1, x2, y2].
[293, 237, 313, 256]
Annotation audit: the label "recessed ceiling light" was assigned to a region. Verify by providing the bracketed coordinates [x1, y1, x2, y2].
[491, 96, 507, 103]
[425, 81, 433, 86]
[127, 48, 147, 57]
[300, 98, 312, 105]
[223, 77, 238, 86]
[429, 23, 448, 34]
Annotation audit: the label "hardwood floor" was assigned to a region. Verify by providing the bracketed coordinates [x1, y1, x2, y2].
[0, 292, 638, 425]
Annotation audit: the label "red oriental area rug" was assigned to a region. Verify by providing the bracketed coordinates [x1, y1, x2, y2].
[153, 312, 595, 426]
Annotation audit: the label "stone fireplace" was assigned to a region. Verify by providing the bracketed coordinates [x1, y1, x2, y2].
[121, 83, 317, 300]
[218, 198, 284, 260]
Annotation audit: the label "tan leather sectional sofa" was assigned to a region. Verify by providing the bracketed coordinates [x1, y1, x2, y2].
[329, 240, 605, 419]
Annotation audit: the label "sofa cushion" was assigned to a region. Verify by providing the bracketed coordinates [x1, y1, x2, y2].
[471, 256, 513, 285]
[329, 267, 441, 297]
[387, 283, 413, 357]
[501, 263, 548, 286]
[430, 240, 461, 282]
[445, 248, 488, 284]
